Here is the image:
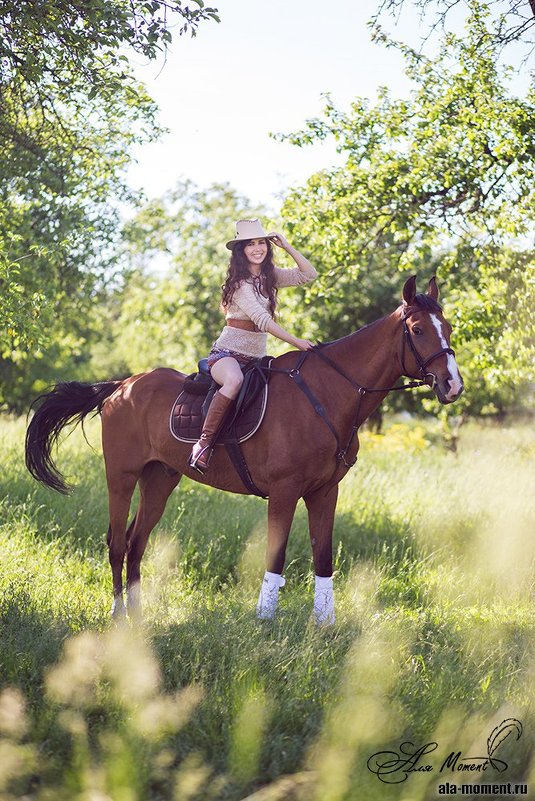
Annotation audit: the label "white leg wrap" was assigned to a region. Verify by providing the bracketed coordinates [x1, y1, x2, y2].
[126, 582, 142, 616]
[111, 594, 126, 619]
[256, 571, 286, 620]
[314, 575, 335, 626]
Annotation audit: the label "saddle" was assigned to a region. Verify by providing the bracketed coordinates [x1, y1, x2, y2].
[170, 356, 273, 445]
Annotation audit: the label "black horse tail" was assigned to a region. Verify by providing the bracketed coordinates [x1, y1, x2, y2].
[25, 380, 122, 494]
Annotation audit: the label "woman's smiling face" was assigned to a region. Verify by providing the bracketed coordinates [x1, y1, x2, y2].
[244, 238, 268, 268]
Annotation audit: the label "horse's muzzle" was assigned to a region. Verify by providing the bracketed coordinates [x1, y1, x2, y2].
[434, 375, 464, 405]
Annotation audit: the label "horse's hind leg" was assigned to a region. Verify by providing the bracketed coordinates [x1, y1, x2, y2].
[107, 472, 138, 620]
[304, 483, 339, 626]
[125, 462, 181, 619]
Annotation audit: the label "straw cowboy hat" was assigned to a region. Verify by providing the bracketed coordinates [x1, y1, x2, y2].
[226, 219, 274, 250]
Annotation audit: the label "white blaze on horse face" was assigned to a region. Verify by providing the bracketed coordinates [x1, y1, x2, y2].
[430, 314, 463, 400]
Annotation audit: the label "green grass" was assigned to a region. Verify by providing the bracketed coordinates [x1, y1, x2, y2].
[0, 416, 534, 800]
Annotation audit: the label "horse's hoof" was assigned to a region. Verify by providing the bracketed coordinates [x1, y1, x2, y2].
[256, 610, 276, 622]
[111, 595, 127, 623]
[314, 613, 336, 627]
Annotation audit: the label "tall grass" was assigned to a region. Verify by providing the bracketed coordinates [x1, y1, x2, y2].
[0, 415, 534, 800]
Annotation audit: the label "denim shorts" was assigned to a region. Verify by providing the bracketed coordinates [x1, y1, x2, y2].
[206, 347, 257, 369]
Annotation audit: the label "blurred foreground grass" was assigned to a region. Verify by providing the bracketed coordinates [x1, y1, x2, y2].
[0, 415, 534, 800]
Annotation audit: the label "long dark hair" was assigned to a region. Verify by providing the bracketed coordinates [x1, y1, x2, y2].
[221, 239, 278, 318]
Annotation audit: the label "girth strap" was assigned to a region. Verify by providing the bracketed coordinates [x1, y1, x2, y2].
[224, 440, 268, 498]
[219, 358, 271, 498]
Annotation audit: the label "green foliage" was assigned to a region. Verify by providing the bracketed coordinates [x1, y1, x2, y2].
[0, 240, 44, 356]
[277, 4, 535, 415]
[0, 1, 220, 91]
[442, 245, 535, 415]
[373, 0, 535, 52]
[0, 77, 159, 408]
[0, 1, 219, 410]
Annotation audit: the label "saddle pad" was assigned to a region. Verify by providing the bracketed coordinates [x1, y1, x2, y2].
[169, 360, 271, 445]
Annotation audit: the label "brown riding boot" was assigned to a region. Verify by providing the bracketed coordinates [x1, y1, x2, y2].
[188, 390, 234, 474]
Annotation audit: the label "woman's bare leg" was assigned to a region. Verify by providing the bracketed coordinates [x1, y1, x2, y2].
[209, 357, 244, 399]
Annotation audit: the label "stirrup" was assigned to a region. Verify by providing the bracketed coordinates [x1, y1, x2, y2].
[188, 443, 213, 474]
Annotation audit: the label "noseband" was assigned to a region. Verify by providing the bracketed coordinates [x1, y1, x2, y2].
[401, 314, 455, 388]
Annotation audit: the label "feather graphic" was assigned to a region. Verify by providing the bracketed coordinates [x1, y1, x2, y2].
[487, 718, 523, 771]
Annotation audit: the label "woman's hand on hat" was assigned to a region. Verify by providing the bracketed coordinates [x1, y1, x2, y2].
[268, 232, 290, 250]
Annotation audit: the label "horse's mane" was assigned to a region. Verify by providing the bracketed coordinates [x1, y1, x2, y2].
[318, 293, 443, 349]
[405, 294, 443, 315]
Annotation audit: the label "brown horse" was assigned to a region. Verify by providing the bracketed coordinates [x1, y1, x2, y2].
[25, 276, 463, 622]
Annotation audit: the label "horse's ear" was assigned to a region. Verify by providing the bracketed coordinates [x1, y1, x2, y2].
[427, 276, 439, 301]
[402, 275, 417, 305]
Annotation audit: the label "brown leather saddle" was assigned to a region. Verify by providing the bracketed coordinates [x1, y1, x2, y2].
[170, 356, 272, 444]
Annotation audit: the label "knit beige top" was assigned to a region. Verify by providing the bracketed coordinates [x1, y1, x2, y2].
[213, 265, 317, 358]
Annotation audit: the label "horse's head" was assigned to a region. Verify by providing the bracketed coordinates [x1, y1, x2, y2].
[400, 276, 464, 405]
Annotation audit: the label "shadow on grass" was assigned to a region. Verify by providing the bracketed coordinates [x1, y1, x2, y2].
[0, 582, 70, 700]
[1, 556, 533, 801]
[149, 592, 361, 787]
[147, 586, 535, 801]
[170, 493, 426, 608]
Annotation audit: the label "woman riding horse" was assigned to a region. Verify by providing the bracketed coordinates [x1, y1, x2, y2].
[25, 268, 463, 626]
[189, 218, 317, 474]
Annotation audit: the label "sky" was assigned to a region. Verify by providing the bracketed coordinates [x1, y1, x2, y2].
[126, 0, 531, 211]
[126, 0, 416, 208]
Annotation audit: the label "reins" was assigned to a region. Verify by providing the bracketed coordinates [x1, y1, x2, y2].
[268, 348, 422, 472]
[266, 312, 455, 473]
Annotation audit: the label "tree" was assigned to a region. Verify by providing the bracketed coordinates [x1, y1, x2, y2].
[373, 0, 535, 54]
[0, 1, 219, 409]
[0, 0, 219, 192]
[277, 5, 534, 415]
[0, 2, 220, 98]
[0, 55, 160, 408]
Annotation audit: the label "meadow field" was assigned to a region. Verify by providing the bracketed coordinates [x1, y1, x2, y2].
[0, 415, 534, 801]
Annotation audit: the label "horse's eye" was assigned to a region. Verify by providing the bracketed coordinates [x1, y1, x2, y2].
[413, 326, 423, 336]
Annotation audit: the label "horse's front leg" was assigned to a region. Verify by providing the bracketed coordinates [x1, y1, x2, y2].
[304, 483, 339, 625]
[256, 484, 299, 620]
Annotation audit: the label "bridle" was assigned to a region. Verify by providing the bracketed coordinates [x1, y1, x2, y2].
[268, 307, 456, 473]
[401, 312, 456, 390]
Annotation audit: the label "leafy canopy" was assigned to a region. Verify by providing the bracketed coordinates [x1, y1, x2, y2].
[277, 4, 534, 415]
[373, 0, 535, 53]
[0, 0, 219, 408]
